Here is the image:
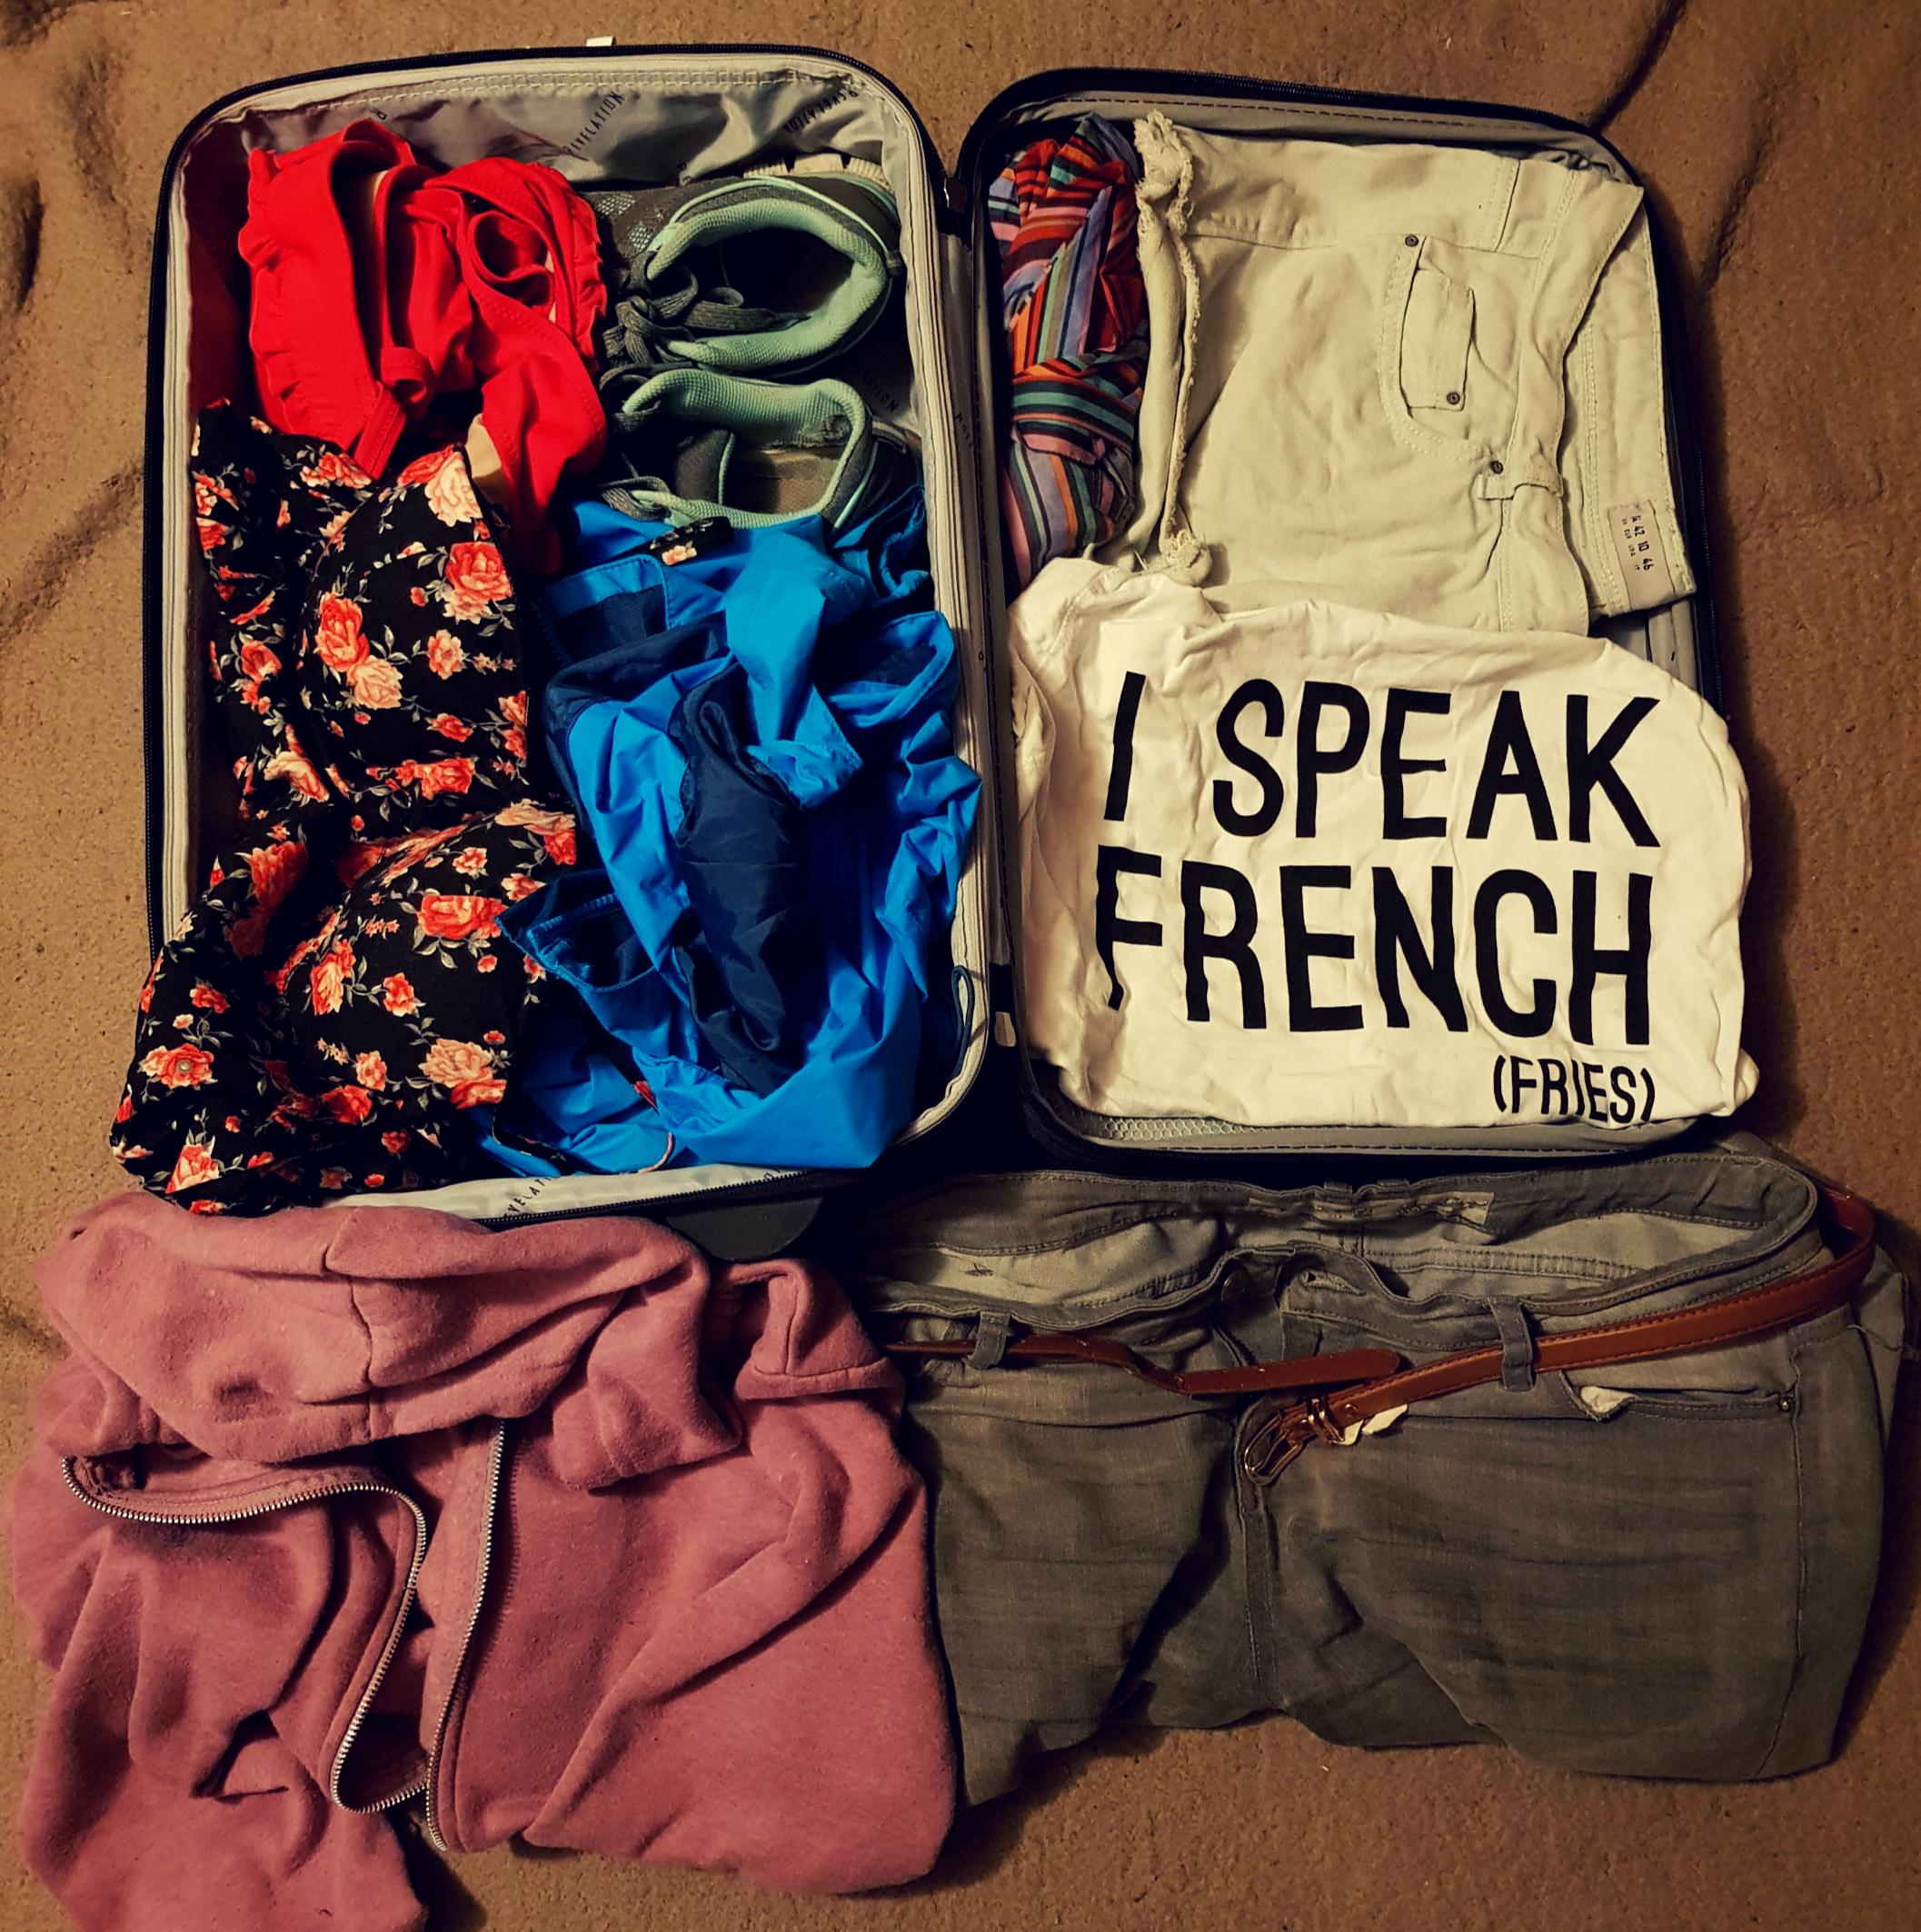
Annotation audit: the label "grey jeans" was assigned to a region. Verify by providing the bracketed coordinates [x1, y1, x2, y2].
[815, 1138, 1908, 1803]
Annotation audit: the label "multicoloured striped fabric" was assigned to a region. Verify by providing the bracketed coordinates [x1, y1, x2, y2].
[990, 115, 1150, 591]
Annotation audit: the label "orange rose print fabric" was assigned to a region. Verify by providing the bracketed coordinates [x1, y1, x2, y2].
[113, 404, 584, 1212]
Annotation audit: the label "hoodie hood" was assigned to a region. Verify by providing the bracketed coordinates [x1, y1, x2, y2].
[34, 1190, 715, 1468]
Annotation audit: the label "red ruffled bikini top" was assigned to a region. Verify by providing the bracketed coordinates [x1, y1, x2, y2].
[240, 120, 608, 572]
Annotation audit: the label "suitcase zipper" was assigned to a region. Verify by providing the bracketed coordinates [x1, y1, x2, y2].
[954, 65, 1651, 193]
[451, 1166, 844, 1233]
[61, 1458, 433, 1813]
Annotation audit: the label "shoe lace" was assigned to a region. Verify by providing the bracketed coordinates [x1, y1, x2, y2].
[597, 263, 795, 410]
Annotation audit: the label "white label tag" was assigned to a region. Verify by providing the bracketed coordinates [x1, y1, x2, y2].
[1607, 500, 1677, 611]
[1336, 1405, 1410, 1447]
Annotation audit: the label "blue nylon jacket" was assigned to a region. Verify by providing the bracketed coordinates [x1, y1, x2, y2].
[497, 494, 978, 1172]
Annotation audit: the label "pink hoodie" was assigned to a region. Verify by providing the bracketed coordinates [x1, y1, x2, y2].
[8, 1192, 954, 1931]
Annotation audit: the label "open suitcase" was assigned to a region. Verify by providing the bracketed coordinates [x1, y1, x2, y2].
[136, 42, 1745, 1246]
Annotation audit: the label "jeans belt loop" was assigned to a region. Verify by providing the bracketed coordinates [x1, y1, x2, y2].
[1489, 1300, 1537, 1393]
[968, 1310, 1013, 1370]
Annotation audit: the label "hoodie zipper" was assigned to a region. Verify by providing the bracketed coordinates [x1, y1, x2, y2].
[62, 1458, 432, 1812]
[420, 1420, 509, 1854]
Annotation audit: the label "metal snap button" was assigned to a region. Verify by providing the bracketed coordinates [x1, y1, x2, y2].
[1489, 459, 1505, 474]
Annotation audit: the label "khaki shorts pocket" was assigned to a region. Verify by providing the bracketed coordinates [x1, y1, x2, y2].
[1400, 257, 1474, 413]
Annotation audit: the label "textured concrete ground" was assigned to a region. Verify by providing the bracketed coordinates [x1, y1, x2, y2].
[3, 3, 1916, 1927]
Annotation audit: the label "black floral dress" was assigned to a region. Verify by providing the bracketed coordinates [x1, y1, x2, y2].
[113, 403, 582, 1212]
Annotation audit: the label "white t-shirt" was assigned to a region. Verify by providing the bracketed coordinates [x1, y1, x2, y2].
[1009, 562, 1756, 1128]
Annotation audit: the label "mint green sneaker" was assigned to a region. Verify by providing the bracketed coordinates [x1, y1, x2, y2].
[588, 164, 902, 393]
[598, 367, 913, 533]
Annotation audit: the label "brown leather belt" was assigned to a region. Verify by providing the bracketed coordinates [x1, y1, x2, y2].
[1239, 1182, 1877, 1482]
[880, 1184, 1877, 1477]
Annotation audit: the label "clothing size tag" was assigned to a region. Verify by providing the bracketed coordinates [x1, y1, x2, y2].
[1607, 500, 1677, 611]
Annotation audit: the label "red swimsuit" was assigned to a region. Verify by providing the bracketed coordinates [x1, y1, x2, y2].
[240, 120, 607, 571]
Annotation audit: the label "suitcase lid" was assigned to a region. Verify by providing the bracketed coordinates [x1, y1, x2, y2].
[951, 65, 1728, 1172]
